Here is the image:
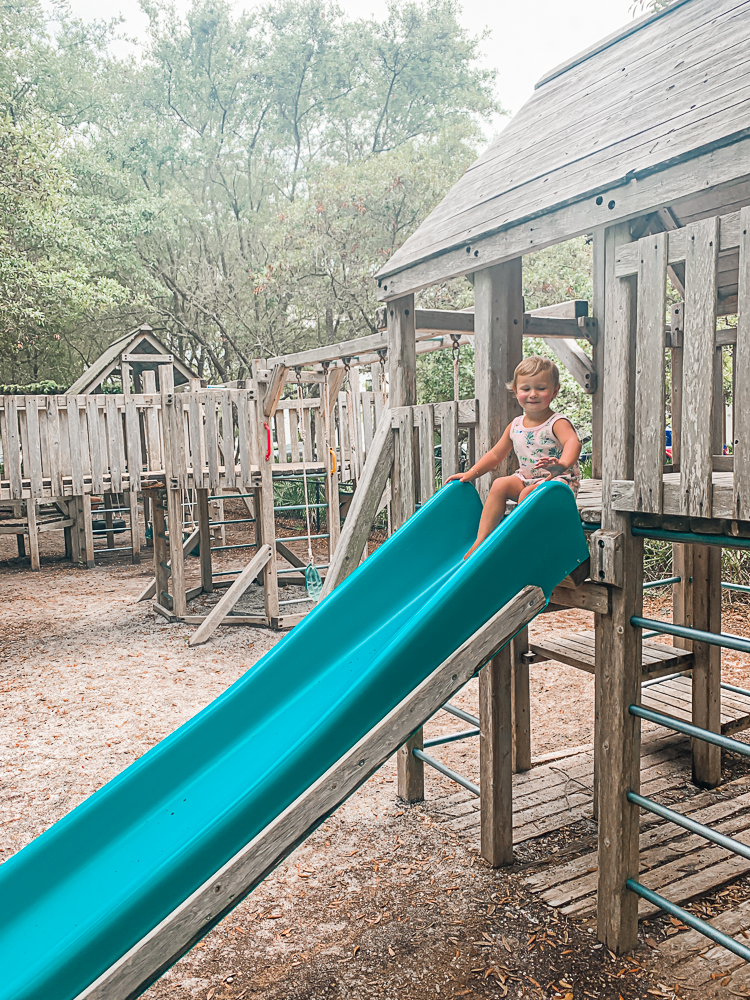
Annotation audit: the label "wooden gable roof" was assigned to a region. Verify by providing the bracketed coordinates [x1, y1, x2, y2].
[376, 0, 750, 299]
[67, 326, 197, 395]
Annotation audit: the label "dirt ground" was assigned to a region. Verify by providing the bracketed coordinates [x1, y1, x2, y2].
[3, 516, 750, 999]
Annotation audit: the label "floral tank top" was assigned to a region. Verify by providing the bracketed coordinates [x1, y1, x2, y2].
[509, 413, 581, 494]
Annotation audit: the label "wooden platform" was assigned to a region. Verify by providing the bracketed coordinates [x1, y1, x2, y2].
[427, 678, 750, 921]
[658, 896, 750, 994]
[529, 629, 694, 680]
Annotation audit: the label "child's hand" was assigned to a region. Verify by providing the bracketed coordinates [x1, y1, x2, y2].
[533, 457, 567, 477]
[444, 471, 476, 485]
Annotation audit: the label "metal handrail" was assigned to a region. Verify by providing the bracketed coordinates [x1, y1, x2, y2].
[629, 704, 750, 758]
[631, 616, 750, 655]
[423, 728, 480, 748]
[441, 703, 480, 728]
[412, 749, 480, 797]
[627, 792, 750, 861]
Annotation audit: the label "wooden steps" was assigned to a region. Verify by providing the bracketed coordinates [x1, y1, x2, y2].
[642, 674, 750, 736]
[528, 629, 694, 679]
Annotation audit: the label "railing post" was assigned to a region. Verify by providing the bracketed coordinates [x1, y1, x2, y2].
[691, 544, 722, 787]
[596, 222, 641, 954]
[474, 259, 523, 863]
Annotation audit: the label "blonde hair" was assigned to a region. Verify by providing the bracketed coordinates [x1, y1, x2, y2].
[506, 356, 560, 392]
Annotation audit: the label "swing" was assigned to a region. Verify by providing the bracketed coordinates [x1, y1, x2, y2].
[294, 368, 323, 601]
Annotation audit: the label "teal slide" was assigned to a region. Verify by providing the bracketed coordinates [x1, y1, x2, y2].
[0, 480, 588, 1000]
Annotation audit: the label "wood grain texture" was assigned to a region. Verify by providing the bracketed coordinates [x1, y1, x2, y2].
[75, 586, 545, 1000]
[681, 216, 719, 517]
[473, 261, 523, 502]
[387, 296, 416, 409]
[633, 231, 668, 513]
[188, 545, 272, 647]
[734, 206, 750, 517]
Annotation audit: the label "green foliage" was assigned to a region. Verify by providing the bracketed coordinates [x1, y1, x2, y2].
[0, 380, 65, 394]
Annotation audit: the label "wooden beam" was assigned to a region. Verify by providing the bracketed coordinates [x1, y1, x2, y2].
[691, 544, 722, 788]
[188, 545, 273, 647]
[733, 205, 750, 518]
[136, 526, 201, 603]
[596, 222, 641, 955]
[76, 585, 545, 1000]
[263, 365, 287, 419]
[387, 296, 416, 409]
[321, 410, 394, 597]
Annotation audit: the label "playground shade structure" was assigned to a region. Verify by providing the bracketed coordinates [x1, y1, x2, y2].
[0, 479, 588, 1000]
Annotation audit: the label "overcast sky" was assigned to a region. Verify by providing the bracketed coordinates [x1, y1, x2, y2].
[67, 0, 636, 115]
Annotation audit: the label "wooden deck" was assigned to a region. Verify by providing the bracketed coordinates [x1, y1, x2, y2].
[658, 896, 750, 993]
[427, 677, 750, 920]
[529, 629, 694, 680]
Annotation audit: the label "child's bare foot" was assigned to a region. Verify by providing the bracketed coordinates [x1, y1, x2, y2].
[463, 541, 480, 560]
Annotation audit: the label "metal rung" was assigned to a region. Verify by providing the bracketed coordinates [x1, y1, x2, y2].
[277, 564, 329, 575]
[628, 791, 750, 861]
[643, 576, 681, 589]
[208, 493, 256, 500]
[92, 507, 131, 514]
[723, 680, 750, 699]
[95, 547, 133, 554]
[211, 543, 256, 551]
[278, 597, 316, 606]
[423, 728, 480, 748]
[274, 503, 329, 511]
[722, 581, 750, 594]
[212, 570, 241, 576]
[629, 704, 750, 758]
[631, 616, 750, 655]
[209, 518, 255, 525]
[627, 880, 750, 964]
[412, 749, 479, 797]
[441, 703, 480, 728]
[275, 533, 329, 542]
[632, 526, 750, 550]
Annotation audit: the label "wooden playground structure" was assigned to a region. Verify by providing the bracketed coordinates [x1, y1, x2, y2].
[4, 0, 750, 983]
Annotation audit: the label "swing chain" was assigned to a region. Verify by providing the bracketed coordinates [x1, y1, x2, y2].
[450, 334, 462, 402]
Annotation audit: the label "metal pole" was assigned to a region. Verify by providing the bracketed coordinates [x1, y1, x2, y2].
[412, 748, 480, 797]
[441, 703, 480, 728]
[629, 704, 750, 758]
[627, 792, 750, 861]
[423, 728, 481, 748]
[632, 526, 750, 551]
[630, 615, 750, 655]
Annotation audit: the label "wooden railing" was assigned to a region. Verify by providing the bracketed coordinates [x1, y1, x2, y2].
[611, 207, 748, 520]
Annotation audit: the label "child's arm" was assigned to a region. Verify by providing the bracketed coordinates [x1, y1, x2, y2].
[445, 423, 514, 484]
[534, 419, 581, 477]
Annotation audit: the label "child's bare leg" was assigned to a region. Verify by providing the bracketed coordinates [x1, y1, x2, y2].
[517, 480, 544, 504]
[465, 475, 524, 558]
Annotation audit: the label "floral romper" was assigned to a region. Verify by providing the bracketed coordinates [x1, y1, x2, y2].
[509, 413, 581, 497]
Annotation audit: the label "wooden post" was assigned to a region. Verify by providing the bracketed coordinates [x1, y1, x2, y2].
[255, 394, 279, 625]
[103, 492, 115, 549]
[166, 487, 187, 617]
[386, 296, 422, 802]
[480, 653, 513, 865]
[512, 629, 531, 772]
[672, 544, 694, 649]
[196, 488, 213, 594]
[474, 259, 523, 864]
[690, 544, 722, 788]
[591, 227, 606, 480]
[596, 222, 641, 954]
[26, 499, 40, 571]
[129, 490, 141, 564]
[323, 369, 341, 562]
[153, 496, 170, 610]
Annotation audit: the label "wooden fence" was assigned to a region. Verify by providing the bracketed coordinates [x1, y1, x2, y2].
[611, 207, 748, 521]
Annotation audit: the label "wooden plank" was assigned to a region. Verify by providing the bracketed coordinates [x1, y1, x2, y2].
[473, 261, 523, 501]
[2, 399, 21, 500]
[67, 397, 85, 496]
[597, 221, 641, 953]
[78, 585, 545, 1000]
[136, 526, 201, 603]
[220, 393, 236, 488]
[105, 395, 122, 494]
[23, 397, 44, 499]
[267, 333, 386, 370]
[235, 391, 252, 490]
[166, 488, 187, 618]
[187, 393, 202, 483]
[301, 404, 313, 463]
[440, 401, 459, 482]
[734, 206, 750, 519]
[26, 499, 40, 570]
[633, 231, 667, 513]
[253, 394, 279, 623]
[142, 372, 162, 471]
[681, 216, 719, 517]
[415, 404, 435, 504]
[188, 545, 273, 646]
[204, 393, 220, 490]
[691, 544, 722, 787]
[387, 296, 416, 410]
[124, 397, 142, 493]
[320, 410, 394, 597]
[512, 629, 531, 772]
[43, 396, 62, 497]
[548, 581, 609, 614]
[274, 410, 287, 465]
[392, 409, 415, 530]
[617, 210, 743, 277]
[542, 337, 597, 393]
[86, 398, 104, 494]
[262, 364, 287, 418]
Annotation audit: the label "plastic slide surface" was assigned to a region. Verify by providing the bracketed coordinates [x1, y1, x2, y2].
[0, 479, 589, 1000]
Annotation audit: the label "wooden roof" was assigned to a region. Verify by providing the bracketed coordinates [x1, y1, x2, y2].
[67, 326, 196, 395]
[376, 0, 750, 299]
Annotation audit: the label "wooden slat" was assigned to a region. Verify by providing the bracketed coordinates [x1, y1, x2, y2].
[287, 407, 300, 463]
[142, 372, 161, 471]
[415, 405, 436, 504]
[235, 391, 252, 490]
[274, 410, 287, 465]
[680, 217, 719, 517]
[220, 393, 236, 488]
[187, 394, 202, 482]
[87, 398, 105, 494]
[440, 401, 459, 482]
[23, 397, 44, 498]
[67, 397, 85, 496]
[633, 231, 667, 513]
[301, 403, 313, 463]
[3, 398, 22, 499]
[124, 397, 142, 492]
[204, 393, 220, 490]
[44, 396, 62, 497]
[392, 409, 415, 529]
[734, 205, 750, 519]
[105, 395, 123, 494]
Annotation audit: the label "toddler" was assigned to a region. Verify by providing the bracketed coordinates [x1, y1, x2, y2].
[446, 356, 581, 559]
